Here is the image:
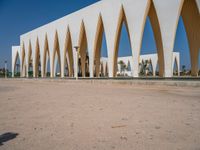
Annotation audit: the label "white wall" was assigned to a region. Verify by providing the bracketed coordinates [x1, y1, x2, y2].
[101, 52, 180, 77]
[12, 46, 21, 77]
[12, 0, 199, 78]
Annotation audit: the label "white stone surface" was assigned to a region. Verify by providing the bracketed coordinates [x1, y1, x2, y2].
[12, 0, 200, 78]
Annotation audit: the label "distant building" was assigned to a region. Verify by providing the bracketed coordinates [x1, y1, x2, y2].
[100, 52, 180, 77]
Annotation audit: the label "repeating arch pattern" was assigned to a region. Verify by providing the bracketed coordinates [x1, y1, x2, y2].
[93, 14, 107, 77]
[113, 6, 132, 77]
[147, 1, 164, 76]
[27, 40, 33, 77]
[78, 21, 89, 77]
[180, 0, 200, 76]
[12, 46, 21, 77]
[43, 34, 50, 77]
[65, 28, 74, 77]
[21, 42, 26, 77]
[52, 31, 61, 77]
[12, 0, 200, 78]
[34, 38, 41, 77]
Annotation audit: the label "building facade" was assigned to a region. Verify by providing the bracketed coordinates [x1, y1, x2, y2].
[99, 52, 180, 77]
[12, 0, 200, 78]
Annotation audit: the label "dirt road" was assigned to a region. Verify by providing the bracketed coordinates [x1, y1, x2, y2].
[0, 79, 200, 150]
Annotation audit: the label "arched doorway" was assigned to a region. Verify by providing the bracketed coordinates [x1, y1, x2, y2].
[78, 21, 89, 77]
[34, 38, 41, 78]
[93, 15, 109, 78]
[14, 52, 20, 77]
[173, 0, 200, 76]
[140, 2, 164, 77]
[113, 7, 133, 77]
[43, 34, 51, 77]
[27, 41, 33, 77]
[52, 31, 61, 78]
[63, 29, 74, 77]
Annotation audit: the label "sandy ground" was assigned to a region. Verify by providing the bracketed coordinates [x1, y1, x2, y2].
[0, 79, 200, 150]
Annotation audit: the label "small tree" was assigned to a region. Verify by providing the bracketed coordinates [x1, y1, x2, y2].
[139, 60, 151, 76]
[118, 60, 126, 76]
[182, 65, 186, 76]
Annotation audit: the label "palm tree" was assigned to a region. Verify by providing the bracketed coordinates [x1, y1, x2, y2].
[182, 65, 186, 76]
[139, 60, 151, 76]
[118, 60, 126, 76]
[139, 60, 146, 76]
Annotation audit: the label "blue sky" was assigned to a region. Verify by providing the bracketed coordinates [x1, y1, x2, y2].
[0, 0, 197, 70]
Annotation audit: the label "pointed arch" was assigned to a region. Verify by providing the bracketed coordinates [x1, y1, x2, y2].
[78, 21, 89, 77]
[113, 6, 132, 77]
[21, 42, 26, 77]
[21, 42, 26, 69]
[13, 51, 20, 77]
[35, 38, 41, 77]
[42, 34, 50, 77]
[141, 1, 165, 77]
[180, 0, 200, 76]
[63, 27, 74, 77]
[14, 52, 20, 71]
[27, 40, 33, 77]
[52, 31, 61, 77]
[93, 14, 107, 77]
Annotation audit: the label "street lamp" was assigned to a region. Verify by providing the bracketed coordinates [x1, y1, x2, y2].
[4, 60, 7, 78]
[74, 46, 79, 80]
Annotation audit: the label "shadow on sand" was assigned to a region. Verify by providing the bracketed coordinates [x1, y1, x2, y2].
[0, 132, 18, 146]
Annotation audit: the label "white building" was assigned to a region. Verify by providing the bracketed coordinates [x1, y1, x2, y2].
[100, 52, 180, 77]
[12, 0, 200, 78]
